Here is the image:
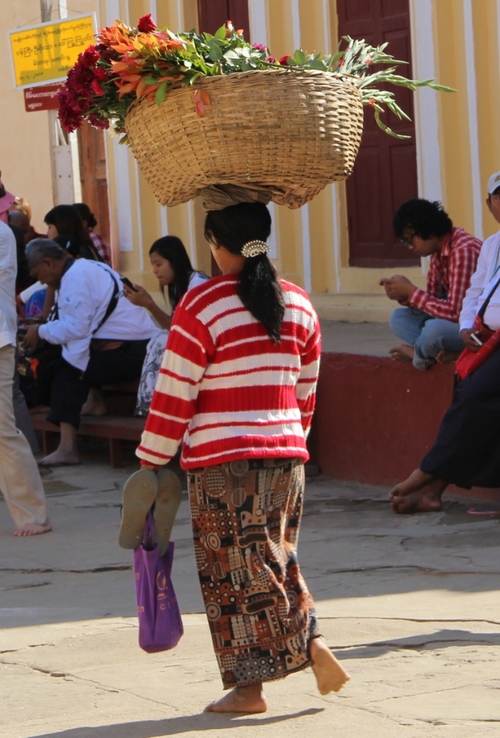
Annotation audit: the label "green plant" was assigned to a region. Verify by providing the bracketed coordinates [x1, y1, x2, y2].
[58, 15, 453, 140]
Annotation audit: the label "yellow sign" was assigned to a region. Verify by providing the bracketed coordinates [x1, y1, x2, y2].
[9, 14, 95, 89]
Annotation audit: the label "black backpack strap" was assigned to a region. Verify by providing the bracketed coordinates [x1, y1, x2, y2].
[92, 264, 121, 335]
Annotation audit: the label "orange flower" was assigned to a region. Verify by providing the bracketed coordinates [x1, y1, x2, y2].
[193, 89, 211, 117]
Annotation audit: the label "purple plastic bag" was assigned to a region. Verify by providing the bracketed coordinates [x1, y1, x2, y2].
[133, 512, 184, 653]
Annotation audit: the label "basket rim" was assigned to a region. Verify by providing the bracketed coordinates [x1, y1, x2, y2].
[125, 67, 362, 122]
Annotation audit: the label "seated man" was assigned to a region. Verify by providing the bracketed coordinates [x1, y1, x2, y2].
[23, 239, 157, 466]
[379, 199, 482, 370]
[389, 171, 500, 513]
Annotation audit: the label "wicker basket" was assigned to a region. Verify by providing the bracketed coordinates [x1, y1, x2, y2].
[125, 68, 364, 209]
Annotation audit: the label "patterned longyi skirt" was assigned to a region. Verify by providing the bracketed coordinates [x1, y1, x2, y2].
[187, 457, 321, 689]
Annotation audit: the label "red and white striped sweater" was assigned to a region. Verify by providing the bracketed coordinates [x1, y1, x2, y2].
[136, 274, 321, 469]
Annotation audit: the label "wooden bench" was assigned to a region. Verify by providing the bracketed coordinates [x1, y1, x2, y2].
[30, 412, 145, 468]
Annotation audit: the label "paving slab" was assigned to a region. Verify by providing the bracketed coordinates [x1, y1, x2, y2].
[1, 447, 499, 738]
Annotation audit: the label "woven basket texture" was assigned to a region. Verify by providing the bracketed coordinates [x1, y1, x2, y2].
[125, 68, 364, 209]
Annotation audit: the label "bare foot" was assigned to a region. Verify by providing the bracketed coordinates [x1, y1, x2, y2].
[389, 344, 414, 362]
[38, 449, 80, 467]
[204, 684, 268, 714]
[436, 349, 461, 365]
[13, 521, 52, 537]
[81, 389, 108, 416]
[391, 477, 448, 514]
[310, 637, 350, 695]
[388, 468, 434, 500]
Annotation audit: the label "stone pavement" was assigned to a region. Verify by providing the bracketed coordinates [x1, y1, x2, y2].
[1, 442, 500, 738]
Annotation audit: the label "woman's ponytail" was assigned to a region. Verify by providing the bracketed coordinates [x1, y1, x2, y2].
[204, 202, 285, 343]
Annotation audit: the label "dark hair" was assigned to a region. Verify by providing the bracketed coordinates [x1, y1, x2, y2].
[204, 202, 284, 343]
[53, 233, 94, 260]
[26, 238, 67, 266]
[393, 199, 453, 240]
[44, 205, 102, 261]
[149, 236, 194, 310]
[73, 202, 98, 229]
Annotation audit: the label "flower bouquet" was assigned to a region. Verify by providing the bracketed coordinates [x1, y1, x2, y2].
[58, 15, 452, 208]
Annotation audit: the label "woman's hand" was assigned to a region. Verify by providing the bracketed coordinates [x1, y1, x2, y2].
[460, 328, 481, 352]
[122, 283, 154, 310]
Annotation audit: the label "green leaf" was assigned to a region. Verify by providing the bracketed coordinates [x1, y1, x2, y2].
[155, 81, 168, 106]
[214, 24, 227, 41]
[207, 40, 223, 61]
[292, 49, 307, 66]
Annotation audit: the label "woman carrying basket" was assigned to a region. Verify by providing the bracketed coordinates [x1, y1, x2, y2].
[135, 196, 349, 713]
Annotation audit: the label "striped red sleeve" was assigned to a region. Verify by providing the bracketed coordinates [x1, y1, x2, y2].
[295, 315, 321, 437]
[136, 307, 213, 466]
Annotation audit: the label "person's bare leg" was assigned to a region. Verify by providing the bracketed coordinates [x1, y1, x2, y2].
[204, 683, 268, 714]
[391, 477, 448, 514]
[389, 344, 414, 362]
[81, 388, 108, 416]
[309, 637, 350, 695]
[13, 520, 52, 536]
[38, 422, 80, 466]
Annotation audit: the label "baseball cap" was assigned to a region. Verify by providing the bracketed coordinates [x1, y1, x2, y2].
[487, 171, 500, 195]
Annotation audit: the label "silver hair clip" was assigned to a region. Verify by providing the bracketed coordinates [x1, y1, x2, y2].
[241, 240, 271, 258]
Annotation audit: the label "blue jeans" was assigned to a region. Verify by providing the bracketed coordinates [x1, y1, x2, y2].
[389, 307, 464, 371]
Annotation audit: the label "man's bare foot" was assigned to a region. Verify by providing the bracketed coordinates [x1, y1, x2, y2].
[391, 477, 448, 514]
[38, 449, 80, 467]
[81, 389, 108, 416]
[436, 349, 461, 365]
[13, 521, 52, 537]
[388, 468, 434, 500]
[389, 345, 414, 362]
[310, 637, 350, 695]
[204, 684, 268, 713]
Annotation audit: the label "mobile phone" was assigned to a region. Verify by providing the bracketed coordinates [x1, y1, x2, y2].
[470, 332, 483, 346]
[121, 277, 138, 291]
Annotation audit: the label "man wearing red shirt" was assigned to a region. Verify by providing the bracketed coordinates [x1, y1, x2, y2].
[380, 199, 482, 370]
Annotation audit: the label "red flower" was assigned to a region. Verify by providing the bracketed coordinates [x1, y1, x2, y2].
[91, 79, 105, 96]
[279, 55, 292, 65]
[88, 114, 110, 130]
[137, 14, 156, 33]
[81, 46, 100, 67]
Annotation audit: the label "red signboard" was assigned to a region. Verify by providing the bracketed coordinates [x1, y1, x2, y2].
[23, 83, 63, 112]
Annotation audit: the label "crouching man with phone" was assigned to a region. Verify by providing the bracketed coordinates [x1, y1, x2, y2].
[22, 239, 157, 467]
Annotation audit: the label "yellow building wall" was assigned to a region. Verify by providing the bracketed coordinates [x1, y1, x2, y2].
[3, 0, 499, 321]
[0, 0, 97, 232]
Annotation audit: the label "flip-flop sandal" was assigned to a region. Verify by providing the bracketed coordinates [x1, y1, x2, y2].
[154, 467, 182, 556]
[118, 468, 158, 550]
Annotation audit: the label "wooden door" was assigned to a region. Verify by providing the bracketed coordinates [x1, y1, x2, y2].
[197, 0, 250, 37]
[198, 0, 250, 275]
[77, 122, 111, 248]
[337, 0, 419, 267]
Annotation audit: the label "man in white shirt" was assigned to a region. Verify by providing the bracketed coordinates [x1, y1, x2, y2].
[459, 171, 500, 347]
[0, 222, 51, 536]
[23, 239, 157, 466]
